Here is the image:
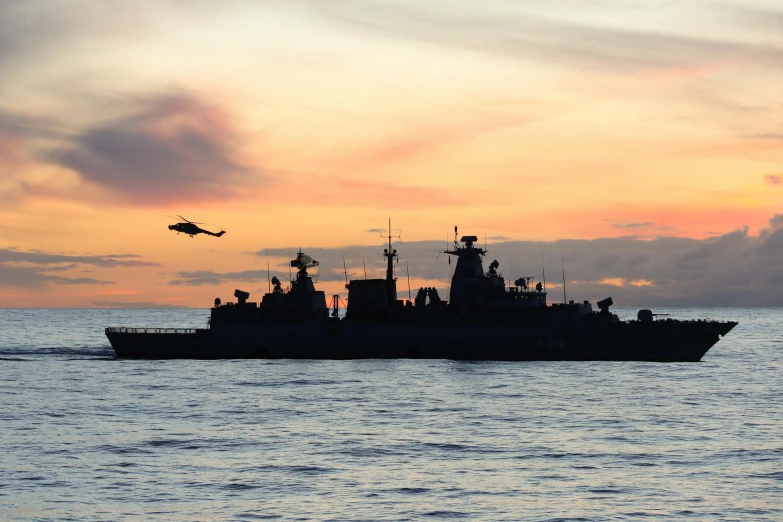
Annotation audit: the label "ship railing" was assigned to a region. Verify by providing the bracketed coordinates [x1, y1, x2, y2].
[105, 327, 198, 335]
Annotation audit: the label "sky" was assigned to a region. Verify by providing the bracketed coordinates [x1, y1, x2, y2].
[0, 0, 782, 307]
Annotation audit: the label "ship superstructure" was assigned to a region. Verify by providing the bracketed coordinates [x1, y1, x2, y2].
[106, 224, 737, 361]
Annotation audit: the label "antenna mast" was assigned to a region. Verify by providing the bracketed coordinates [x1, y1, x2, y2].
[381, 217, 401, 282]
[288, 249, 292, 286]
[561, 254, 567, 304]
[266, 247, 271, 294]
[406, 257, 412, 302]
[342, 256, 349, 288]
[541, 254, 546, 293]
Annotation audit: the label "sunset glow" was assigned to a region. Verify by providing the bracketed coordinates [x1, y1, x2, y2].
[1, 0, 782, 307]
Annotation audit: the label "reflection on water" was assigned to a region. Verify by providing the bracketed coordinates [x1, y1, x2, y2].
[0, 308, 781, 520]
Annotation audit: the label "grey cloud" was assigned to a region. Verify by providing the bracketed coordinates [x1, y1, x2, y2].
[42, 92, 264, 205]
[224, 214, 783, 306]
[765, 175, 782, 185]
[0, 1, 242, 75]
[0, 108, 65, 140]
[0, 2, 70, 72]
[768, 214, 783, 230]
[365, 228, 386, 234]
[0, 265, 113, 287]
[0, 248, 159, 268]
[733, 5, 783, 36]
[301, 0, 783, 73]
[0, 247, 158, 287]
[4, 0, 783, 79]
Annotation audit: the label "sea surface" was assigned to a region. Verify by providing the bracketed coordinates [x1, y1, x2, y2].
[0, 308, 780, 521]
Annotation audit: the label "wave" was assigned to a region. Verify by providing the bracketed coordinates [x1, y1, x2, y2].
[0, 346, 115, 357]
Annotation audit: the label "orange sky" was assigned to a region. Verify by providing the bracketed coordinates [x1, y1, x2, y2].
[0, 0, 782, 307]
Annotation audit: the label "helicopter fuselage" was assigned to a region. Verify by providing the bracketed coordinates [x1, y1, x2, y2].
[168, 222, 224, 237]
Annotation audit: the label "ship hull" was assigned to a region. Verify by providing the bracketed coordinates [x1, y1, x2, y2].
[107, 320, 737, 361]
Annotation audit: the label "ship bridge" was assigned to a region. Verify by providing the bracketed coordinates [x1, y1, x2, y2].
[445, 233, 487, 307]
[445, 229, 547, 310]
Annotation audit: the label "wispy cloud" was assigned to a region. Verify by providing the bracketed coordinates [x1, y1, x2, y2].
[611, 222, 655, 229]
[0, 248, 158, 287]
[347, 113, 527, 169]
[0, 248, 159, 268]
[0, 265, 113, 287]
[303, 0, 783, 73]
[277, 178, 475, 208]
[42, 91, 266, 205]
[764, 174, 782, 185]
[169, 269, 270, 286]
[745, 133, 783, 141]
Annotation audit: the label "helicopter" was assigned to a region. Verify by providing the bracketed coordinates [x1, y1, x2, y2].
[167, 215, 226, 238]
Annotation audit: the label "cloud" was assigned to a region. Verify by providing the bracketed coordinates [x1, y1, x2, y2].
[365, 228, 386, 234]
[611, 222, 655, 229]
[0, 248, 158, 287]
[0, 248, 159, 268]
[0, 108, 64, 141]
[0, 1, 243, 75]
[302, 0, 783, 74]
[42, 92, 264, 205]
[746, 133, 783, 141]
[764, 175, 782, 186]
[347, 112, 527, 169]
[277, 177, 474, 208]
[0, 265, 113, 287]
[768, 214, 783, 230]
[231, 213, 783, 306]
[169, 270, 270, 286]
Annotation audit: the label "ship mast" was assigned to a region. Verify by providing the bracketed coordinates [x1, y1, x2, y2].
[382, 218, 399, 302]
[383, 218, 399, 281]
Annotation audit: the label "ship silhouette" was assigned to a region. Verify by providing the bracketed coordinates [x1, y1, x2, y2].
[106, 223, 737, 361]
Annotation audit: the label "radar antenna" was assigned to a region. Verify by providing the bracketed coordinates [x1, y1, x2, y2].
[290, 249, 319, 279]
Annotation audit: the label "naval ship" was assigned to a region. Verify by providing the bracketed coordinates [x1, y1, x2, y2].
[106, 227, 737, 361]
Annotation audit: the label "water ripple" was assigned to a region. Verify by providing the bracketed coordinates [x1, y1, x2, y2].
[0, 307, 781, 521]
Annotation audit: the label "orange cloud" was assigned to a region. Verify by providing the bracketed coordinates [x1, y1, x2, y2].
[347, 113, 528, 170]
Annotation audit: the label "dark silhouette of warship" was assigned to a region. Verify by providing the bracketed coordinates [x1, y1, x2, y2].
[106, 225, 737, 361]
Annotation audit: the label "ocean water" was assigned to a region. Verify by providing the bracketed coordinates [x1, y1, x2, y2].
[0, 308, 780, 521]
